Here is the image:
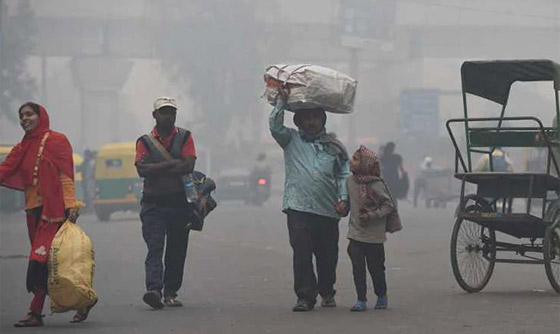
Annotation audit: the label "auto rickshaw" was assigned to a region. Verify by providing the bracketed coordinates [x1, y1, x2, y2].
[93, 142, 142, 221]
[0, 145, 25, 213]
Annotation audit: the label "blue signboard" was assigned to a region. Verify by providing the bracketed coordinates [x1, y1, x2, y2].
[400, 89, 440, 135]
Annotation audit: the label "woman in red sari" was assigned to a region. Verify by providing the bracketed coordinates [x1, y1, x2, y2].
[0, 102, 96, 327]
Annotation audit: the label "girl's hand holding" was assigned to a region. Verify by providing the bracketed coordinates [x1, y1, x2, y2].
[358, 208, 369, 222]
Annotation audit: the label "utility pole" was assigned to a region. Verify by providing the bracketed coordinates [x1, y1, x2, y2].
[348, 47, 359, 145]
[339, 0, 370, 146]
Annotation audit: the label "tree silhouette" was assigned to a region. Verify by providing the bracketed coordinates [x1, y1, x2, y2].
[0, 0, 36, 121]
[158, 0, 261, 153]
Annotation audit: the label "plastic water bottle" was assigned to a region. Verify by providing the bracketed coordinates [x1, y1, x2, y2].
[183, 173, 197, 203]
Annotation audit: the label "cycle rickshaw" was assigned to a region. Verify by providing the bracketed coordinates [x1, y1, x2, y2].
[446, 59, 560, 293]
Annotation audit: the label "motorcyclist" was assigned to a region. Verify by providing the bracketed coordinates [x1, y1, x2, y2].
[248, 153, 272, 204]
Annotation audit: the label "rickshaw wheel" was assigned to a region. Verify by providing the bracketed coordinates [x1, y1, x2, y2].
[451, 196, 496, 293]
[544, 226, 560, 294]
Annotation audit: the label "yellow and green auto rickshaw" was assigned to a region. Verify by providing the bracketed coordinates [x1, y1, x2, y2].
[93, 142, 142, 221]
[0, 145, 25, 213]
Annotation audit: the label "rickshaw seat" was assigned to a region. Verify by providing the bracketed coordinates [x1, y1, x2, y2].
[458, 212, 547, 239]
[455, 172, 560, 198]
[469, 129, 558, 148]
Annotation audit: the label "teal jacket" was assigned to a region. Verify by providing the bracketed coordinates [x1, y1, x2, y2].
[269, 100, 350, 219]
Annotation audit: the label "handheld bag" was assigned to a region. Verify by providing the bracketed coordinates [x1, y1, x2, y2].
[187, 171, 217, 231]
[380, 180, 403, 233]
[48, 221, 97, 313]
[145, 135, 217, 231]
[263, 64, 357, 114]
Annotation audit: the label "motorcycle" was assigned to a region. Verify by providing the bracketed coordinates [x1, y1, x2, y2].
[247, 168, 271, 206]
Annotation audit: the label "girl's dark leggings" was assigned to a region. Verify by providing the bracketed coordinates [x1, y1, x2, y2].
[347, 239, 387, 302]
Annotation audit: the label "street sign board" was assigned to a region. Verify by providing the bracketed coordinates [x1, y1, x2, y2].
[400, 89, 440, 135]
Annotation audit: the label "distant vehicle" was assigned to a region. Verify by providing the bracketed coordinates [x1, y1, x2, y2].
[214, 168, 251, 203]
[247, 166, 271, 206]
[93, 142, 142, 221]
[0, 145, 24, 213]
[417, 169, 458, 209]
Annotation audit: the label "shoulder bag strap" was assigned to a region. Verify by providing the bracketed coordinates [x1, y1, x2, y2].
[378, 179, 398, 209]
[146, 134, 173, 161]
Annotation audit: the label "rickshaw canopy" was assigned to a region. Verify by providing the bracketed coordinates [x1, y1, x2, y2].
[461, 59, 560, 105]
[95, 142, 138, 179]
[96, 142, 137, 158]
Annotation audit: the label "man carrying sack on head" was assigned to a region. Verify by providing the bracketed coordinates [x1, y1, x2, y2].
[135, 97, 196, 309]
[269, 86, 351, 312]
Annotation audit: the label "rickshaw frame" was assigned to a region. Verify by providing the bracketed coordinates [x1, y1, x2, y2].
[445, 59, 560, 293]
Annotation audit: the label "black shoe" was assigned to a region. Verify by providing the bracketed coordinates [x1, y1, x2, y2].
[164, 296, 183, 307]
[143, 291, 164, 310]
[321, 294, 337, 308]
[292, 299, 314, 312]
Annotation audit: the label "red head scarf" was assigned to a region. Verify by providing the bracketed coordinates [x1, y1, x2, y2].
[0, 104, 74, 222]
[352, 145, 381, 211]
[352, 145, 380, 182]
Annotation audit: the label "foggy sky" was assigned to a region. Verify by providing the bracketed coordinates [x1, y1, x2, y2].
[0, 0, 559, 174]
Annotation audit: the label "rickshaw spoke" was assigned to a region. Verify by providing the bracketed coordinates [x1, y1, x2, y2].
[467, 254, 487, 286]
[451, 215, 496, 292]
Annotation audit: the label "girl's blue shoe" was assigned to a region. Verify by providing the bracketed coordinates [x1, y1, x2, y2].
[374, 296, 388, 309]
[350, 301, 366, 312]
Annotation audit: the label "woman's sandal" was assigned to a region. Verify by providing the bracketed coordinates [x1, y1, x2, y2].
[14, 312, 44, 327]
[70, 298, 98, 323]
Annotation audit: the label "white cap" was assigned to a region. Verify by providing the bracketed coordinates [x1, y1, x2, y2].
[153, 97, 178, 111]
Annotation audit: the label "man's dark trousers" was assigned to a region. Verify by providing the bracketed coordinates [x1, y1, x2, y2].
[287, 210, 339, 305]
[140, 201, 190, 298]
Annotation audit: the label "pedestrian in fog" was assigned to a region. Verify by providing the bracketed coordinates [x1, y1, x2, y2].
[347, 145, 396, 311]
[81, 149, 96, 213]
[380, 142, 407, 203]
[269, 86, 350, 312]
[135, 97, 197, 309]
[0, 102, 96, 326]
